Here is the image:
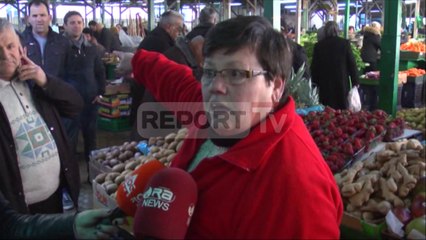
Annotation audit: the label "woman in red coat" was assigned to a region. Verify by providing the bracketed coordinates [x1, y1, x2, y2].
[132, 16, 343, 239]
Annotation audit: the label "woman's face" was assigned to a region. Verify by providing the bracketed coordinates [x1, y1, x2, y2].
[201, 47, 284, 137]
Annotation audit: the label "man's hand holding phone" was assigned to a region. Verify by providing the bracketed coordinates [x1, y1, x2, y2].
[18, 47, 47, 87]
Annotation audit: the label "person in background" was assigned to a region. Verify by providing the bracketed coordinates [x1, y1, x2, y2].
[311, 21, 359, 110]
[62, 11, 106, 183]
[0, 190, 122, 239]
[88, 20, 115, 53]
[163, 7, 218, 80]
[186, 6, 219, 41]
[281, 18, 311, 79]
[132, 16, 342, 238]
[361, 21, 382, 73]
[0, 18, 83, 214]
[18, 0, 80, 213]
[83, 27, 106, 56]
[131, 10, 184, 141]
[137, 10, 184, 52]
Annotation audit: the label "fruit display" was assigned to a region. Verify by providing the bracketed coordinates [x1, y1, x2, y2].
[401, 68, 426, 77]
[397, 108, 426, 137]
[302, 107, 405, 173]
[287, 64, 319, 109]
[400, 40, 426, 53]
[92, 128, 188, 199]
[334, 139, 425, 233]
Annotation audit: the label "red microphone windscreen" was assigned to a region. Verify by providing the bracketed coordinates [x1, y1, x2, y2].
[116, 160, 166, 217]
[133, 167, 197, 240]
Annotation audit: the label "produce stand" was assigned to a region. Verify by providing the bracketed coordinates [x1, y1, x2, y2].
[98, 80, 132, 131]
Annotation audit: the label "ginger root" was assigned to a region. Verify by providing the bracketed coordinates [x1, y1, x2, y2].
[379, 177, 404, 207]
[406, 139, 422, 150]
[348, 172, 380, 207]
[397, 163, 417, 197]
[361, 199, 392, 215]
[341, 182, 363, 197]
[386, 141, 406, 153]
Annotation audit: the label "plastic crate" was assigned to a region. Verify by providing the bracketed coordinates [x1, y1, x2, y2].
[399, 60, 420, 71]
[399, 50, 425, 61]
[97, 117, 131, 131]
[401, 81, 425, 108]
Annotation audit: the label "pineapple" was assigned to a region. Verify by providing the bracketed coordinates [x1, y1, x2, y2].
[286, 64, 320, 109]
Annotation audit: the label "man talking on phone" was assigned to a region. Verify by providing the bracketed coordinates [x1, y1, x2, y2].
[0, 19, 83, 215]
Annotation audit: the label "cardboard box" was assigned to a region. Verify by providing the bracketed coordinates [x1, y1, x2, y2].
[105, 82, 131, 95]
[92, 181, 117, 209]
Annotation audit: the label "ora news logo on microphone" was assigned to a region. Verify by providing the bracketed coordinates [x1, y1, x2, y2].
[142, 186, 176, 211]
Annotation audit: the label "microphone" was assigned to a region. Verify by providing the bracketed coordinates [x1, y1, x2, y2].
[116, 159, 166, 217]
[133, 167, 198, 240]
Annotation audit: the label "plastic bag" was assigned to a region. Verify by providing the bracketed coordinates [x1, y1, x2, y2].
[348, 86, 362, 112]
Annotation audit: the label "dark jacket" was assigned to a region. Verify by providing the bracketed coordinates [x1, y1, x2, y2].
[0, 190, 75, 239]
[64, 38, 106, 103]
[311, 36, 359, 110]
[0, 76, 83, 214]
[361, 26, 381, 63]
[21, 27, 70, 80]
[289, 40, 311, 79]
[137, 26, 174, 52]
[185, 23, 214, 41]
[164, 37, 202, 80]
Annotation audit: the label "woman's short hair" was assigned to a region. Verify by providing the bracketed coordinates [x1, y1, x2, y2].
[203, 16, 292, 84]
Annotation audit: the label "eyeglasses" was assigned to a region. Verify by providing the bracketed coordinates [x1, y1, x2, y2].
[201, 68, 269, 86]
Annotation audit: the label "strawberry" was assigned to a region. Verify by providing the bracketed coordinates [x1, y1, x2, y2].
[375, 125, 385, 134]
[311, 120, 320, 130]
[353, 138, 363, 151]
[335, 127, 343, 137]
[343, 143, 354, 156]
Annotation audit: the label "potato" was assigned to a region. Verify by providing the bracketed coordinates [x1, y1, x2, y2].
[167, 153, 176, 162]
[125, 161, 139, 171]
[105, 172, 120, 182]
[150, 146, 160, 153]
[148, 137, 157, 146]
[156, 136, 164, 141]
[162, 142, 169, 149]
[176, 141, 184, 151]
[95, 152, 106, 160]
[101, 180, 113, 189]
[95, 173, 107, 184]
[134, 152, 142, 158]
[105, 183, 118, 194]
[111, 163, 125, 172]
[165, 133, 177, 143]
[152, 152, 164, 159]
[156, 140, 165, 147]
[175, 133, 187, 142]
[125, 144, 136, 152]
[114, 175, 125, 185]
[167, 141, 178, 151]
[159, 157, 168, 164]
[124, 150, 134, 159]
[109, 158, 119, 166]
[178, 128, 188, 135]
[118, 153, 127, 161]
[163, 149, 175, 156]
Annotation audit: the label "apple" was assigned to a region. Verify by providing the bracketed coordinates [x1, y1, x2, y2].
[411, 192, 426, 218]
[405, 216, 426, 237]
[412, 177, 426, 196]
[392, 206, 413, 225]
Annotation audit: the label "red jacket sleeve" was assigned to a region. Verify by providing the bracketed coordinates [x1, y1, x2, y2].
[132, 49, 203, 104]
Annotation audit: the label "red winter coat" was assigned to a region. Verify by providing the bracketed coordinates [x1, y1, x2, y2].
[133, 49, 343, 239]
